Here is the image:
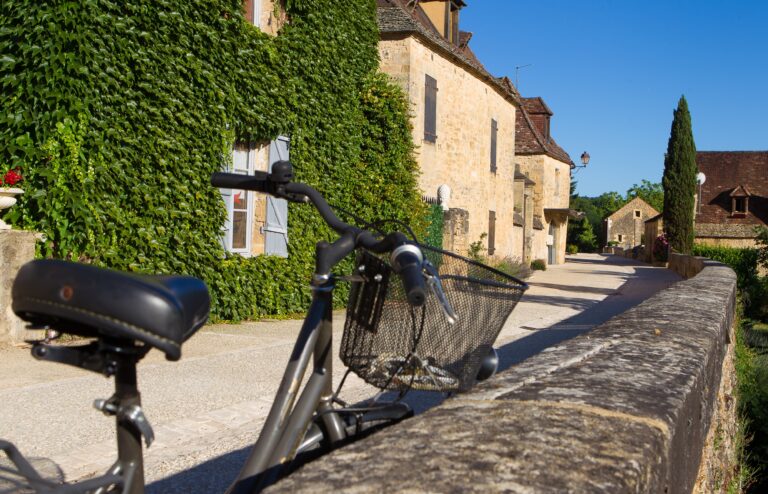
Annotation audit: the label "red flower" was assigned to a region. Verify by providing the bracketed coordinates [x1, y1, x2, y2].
[1, 169, 22, 186]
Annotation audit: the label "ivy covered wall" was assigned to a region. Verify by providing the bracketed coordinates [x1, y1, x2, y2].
[0, 0, 426, 319]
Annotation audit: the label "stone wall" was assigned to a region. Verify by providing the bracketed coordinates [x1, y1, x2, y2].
[271, 261, 737, 493]
[379, 37, 519, 258]
[516, 154, 570, 265]
[442, 207, 469, 255]
[0, 230, 39, 344]
[695, 223, 759, 249]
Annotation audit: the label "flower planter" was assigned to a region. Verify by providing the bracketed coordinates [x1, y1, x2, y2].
[0, 187, 23, 229]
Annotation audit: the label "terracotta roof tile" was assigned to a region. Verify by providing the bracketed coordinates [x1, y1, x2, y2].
[515, 96, 573, 166]
[696, 151, 768, 226]
[730, 184, 752, 197]
[522, 97, 552, 116]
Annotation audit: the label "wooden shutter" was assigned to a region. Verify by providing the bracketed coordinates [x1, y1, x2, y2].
[490, 119, 498, 173]
[488, 210, 496, 256]
[424, 75, 437, 142]
[265, 136, 289, 257]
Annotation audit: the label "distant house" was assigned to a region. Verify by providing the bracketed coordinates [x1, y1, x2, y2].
[605, 197, 660, 250]
[695, 151, 768, 248]
[514, 96, 574, 265]
[377, 0, 521, 258]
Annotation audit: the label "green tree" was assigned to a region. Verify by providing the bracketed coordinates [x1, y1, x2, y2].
[574, 217, 597, 252]
[662, 96, 698, 254]
[626, 180, 664, 212]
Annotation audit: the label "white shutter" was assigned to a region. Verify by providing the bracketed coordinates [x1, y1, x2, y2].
[265, 136, 289, 257]
[219, 186, 233, 251]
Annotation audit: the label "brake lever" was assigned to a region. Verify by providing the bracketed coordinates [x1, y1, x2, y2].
[423, 260, 457, 324]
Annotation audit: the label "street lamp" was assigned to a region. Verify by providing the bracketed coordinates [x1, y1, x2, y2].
[572, 151, 589, 173]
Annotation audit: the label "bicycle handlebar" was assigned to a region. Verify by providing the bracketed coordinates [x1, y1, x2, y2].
[211, 162, 427, 306]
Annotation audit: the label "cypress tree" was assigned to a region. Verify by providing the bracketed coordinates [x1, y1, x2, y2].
[662, 95, 698, 254]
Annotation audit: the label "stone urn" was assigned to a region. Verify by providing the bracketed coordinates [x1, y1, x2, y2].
[0, 187, 23, 230]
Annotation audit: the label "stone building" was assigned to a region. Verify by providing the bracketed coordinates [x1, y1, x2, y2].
[604, 197, 660, 250]
[377, 0, 521, 258]
[695, 151, 768, 248]
[514, 97, 574, 265]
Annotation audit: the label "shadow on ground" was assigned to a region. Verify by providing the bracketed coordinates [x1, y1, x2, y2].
[147, 448, 249, 494]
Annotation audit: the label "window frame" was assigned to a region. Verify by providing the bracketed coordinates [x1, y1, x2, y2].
[732, 196, 748, 215]
[223, 143, 256, 256]
[248, 0, 262, 28]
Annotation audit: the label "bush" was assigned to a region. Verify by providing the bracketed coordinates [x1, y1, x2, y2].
[531, 259, 546, 271]
[567, 244, 578, 254]
[492, 256, 531, 279]
[691, 245, 758, 290]
[692, 244, 762, 318]
[653, 233, 669, 262]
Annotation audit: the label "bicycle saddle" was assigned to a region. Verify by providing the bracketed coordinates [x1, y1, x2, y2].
[12, 260, 210, 361]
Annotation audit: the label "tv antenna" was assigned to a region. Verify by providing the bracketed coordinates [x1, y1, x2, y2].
[515, 64, 532, 90]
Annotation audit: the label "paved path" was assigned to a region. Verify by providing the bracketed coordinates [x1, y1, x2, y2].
[0, 254, 680, 492]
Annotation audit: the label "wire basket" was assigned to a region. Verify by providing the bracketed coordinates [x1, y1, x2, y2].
[341, 244, 528, 393]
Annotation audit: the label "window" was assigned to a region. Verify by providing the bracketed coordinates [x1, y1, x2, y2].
[618, 234, 623, 242]
[488, 210, 496, 256]
[554, 169, 560, 196]
[222, 143, 256, 254]
[490, 119, 497, 173]
[244, 0, 262, 28]
[733, 197, 748, 214]
[424, 75, 437, 143]
[634, 210, 641, 218]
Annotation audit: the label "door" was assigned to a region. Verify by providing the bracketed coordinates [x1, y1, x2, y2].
[547, 222, 555, 265]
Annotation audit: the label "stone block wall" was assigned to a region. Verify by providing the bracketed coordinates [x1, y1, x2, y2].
[378, 37, 519, 259]
[0, 230, 39, 344]
[442, 207, 469, 255]
[271, 261, 737, 493]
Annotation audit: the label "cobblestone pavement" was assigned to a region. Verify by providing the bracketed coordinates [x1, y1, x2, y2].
[0, 253, 680, 492]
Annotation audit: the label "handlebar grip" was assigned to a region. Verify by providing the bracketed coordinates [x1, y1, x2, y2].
[391, 245, 426, 307]
[210, 172, 270, 192]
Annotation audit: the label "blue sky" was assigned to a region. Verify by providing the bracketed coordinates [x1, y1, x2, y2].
[460, 1, 768, 197]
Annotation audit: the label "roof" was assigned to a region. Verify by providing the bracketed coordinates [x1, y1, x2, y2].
[696, 151, 768, 227]
[729, 184, 752, 197]
[515, 97, 573, 165]
[376, 0, 520, 107]
[514, 169, 536, 185]
[522, 97, 552, 116]
[544, 208, 584, 219]
[605, 197, 659, 222]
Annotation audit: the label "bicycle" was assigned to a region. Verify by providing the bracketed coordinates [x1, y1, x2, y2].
[0, 160, 528, 493]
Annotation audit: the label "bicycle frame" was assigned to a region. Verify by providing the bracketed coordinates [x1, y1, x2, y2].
[228, 280, 345, 493]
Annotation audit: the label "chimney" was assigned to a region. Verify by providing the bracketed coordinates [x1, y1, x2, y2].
[523, 97, 553, 142]
[419, 0, 466, 45]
